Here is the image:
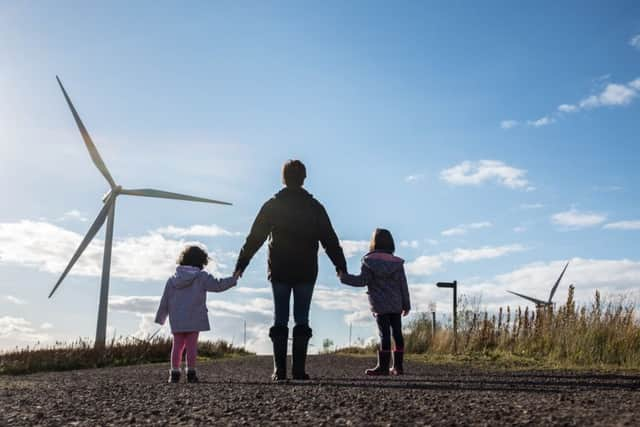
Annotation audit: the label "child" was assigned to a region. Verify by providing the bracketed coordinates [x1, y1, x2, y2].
[155, 245, 237, 383]
[339, 228, 411, 375]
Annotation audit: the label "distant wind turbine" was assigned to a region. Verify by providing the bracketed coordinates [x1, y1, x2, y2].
[507, 261, 570, 308]
[49, 76, 232, 349]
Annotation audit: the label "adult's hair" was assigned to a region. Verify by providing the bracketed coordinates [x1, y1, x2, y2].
[369, 228, 395, 254]
[282, 159, 306, 188]
[177, 245, 209, 269]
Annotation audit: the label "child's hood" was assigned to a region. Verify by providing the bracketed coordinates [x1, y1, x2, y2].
[170, 265, 202, 289]
[362, 251, 404, 277]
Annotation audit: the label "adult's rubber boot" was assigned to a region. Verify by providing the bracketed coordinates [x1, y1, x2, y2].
[269, 326, 288, 381]
[292, 324, 312, 380]
[390, 350, 404, 375]
[365, 350, 391, 376]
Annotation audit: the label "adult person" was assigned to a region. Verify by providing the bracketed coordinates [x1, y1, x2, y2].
[234, 160, 347, 381]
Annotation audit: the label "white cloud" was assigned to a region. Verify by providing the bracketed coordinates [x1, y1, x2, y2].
[0, 220, 225, 282]
[440, 160, 530, 190]
[58, 210, 88, 222]
[40, 322, 54, 330]
[313, 287, 370, 325]
[405, 255, 445, 276]
[551, 209, 607, 229]
[441, 227, 466, 237]
[580, 83, 636, 108]
[630, 34, 640, 50]
[441, 221, 492, 236]
[525, 76, 640, 127]
[233, 287, 272, 295]
[0, 316, 50, 342]
[603, 220, 640, 230]
[400, 240, 419, 249]
[156, 224, 241, 238]
[406, 244, 526, 276]
[500, 120, 519, 129]
[513, 226, 527, 233]
[340, 240, 370, 258]
[207, 298, 273, 322]
[527, 116, 555, 127]
[447, 244, 525, 262]
[557, 104, 578, 113]
[4, 295, 27, 305]
[344, 310, 374, 326]
[404, 173, 425, 183]
[109, 295, 161, 314]
[490, 258, 640, 307]
[408, 258, 640, 314]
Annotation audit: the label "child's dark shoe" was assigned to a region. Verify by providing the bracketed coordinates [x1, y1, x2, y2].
[168, 369, 181, 383]
[187, 369, 199, 383]
[365, 350, 390, 376]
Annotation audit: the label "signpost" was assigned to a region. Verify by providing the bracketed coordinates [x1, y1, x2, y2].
[436, 280, 457, 353]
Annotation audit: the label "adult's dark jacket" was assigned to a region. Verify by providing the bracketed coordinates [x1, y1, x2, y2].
[235, 187, 347, 285]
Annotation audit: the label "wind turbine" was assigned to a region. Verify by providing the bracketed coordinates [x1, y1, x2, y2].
[49, 76, 232, 349]
[507, 261, 569, 308]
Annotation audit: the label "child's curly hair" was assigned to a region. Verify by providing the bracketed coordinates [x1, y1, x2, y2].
[177, 245, 209, 269]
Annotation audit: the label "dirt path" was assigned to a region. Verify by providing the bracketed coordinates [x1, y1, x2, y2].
[1, 355, 639, 426]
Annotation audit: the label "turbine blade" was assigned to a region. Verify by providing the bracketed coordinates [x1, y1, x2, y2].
[56, 76, 117, 189]
[48, 199, 113, 298]
[507, 290, 547, 306]
[548, 261, 569, 303]
[120, 188, 232, 205]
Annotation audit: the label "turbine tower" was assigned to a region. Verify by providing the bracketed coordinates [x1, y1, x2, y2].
[507, 261, 570, 308]
[49, 76, 232, 349]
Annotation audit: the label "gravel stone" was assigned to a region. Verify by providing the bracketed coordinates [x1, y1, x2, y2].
[1, 355, 639, 426]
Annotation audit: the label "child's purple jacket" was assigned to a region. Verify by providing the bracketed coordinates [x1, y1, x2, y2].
[155, 266, 236, 333]
[340, 251, 411, 315]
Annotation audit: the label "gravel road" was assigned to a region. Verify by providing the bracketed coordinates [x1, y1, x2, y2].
[1, 355, 639, 426]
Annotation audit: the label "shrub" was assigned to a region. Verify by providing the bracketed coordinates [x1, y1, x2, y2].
[0, 336, 251, 375]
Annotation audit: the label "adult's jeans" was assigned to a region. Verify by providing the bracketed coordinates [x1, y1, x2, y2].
[272, 282, 315, 327]
[375, 313, 404, 351]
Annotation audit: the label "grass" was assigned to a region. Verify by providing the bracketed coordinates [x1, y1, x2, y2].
[337, 287, 640, 371]
[0, 336, 252, 375]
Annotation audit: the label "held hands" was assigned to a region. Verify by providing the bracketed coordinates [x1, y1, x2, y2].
[402, 310, 410, 317]
[232, 270, 242, 284]
[336, 269, 347, 282]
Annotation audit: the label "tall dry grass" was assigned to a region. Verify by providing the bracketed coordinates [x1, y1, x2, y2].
[403, 287, 640, 367]
[0, 336, 251, 375]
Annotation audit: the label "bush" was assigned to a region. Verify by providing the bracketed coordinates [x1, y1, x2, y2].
[402, 287, 640, 368]
[0, 336, 251, 375]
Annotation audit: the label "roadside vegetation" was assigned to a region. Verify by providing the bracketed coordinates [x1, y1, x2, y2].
[339, 287, 640, 369]
[0, 337, 251, 375]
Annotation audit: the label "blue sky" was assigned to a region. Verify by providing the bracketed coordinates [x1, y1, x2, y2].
[1, 1, 640, 353]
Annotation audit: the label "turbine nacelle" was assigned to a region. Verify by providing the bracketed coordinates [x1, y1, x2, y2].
[507, 261, 570, 309]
